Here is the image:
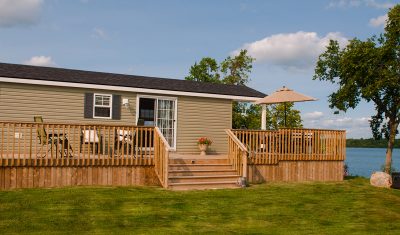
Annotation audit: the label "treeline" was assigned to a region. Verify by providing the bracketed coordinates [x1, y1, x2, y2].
[346, 138, 400, 148]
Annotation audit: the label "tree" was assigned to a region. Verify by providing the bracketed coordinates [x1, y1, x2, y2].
[219, 50, 259, 128]
[267, 103, 303, 129]
[185, 50, 303, 130]
[313, 5, 400, 173]
[185, 57, 221, 83]
[232, 103, 261, 129]
[221, 49, 254, 85]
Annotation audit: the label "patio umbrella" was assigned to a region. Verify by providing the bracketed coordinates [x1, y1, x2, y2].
[256, 86, 317, 127]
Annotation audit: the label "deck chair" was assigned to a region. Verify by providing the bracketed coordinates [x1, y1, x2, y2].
[34, 116, 73, 158]
[114, 129, 136, 156]
[81, 129, 101, 154]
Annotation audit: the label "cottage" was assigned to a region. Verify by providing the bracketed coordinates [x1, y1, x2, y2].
[0, 62, 264, 153]
[0, 63, 346, 190]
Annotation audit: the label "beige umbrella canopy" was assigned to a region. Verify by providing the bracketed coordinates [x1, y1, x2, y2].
[256, 86, 317, 127]
[256, 86, 317, 104]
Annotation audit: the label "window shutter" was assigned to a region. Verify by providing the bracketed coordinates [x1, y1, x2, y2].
[84, 93, 94, 118]
[112, 94, 121, 120]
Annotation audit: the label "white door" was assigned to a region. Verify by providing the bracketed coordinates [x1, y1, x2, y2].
[156, 99, 176, 148]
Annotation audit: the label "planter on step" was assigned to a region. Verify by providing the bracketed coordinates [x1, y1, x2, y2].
[199, 144, 208, 156]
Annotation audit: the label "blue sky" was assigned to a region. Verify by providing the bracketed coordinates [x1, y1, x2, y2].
[0, 0, 399, 137]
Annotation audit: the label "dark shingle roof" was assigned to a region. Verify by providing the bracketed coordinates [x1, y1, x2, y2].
[0, 63, 265, 98]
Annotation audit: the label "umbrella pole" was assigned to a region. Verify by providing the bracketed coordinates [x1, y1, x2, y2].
[284, 102, 287, 127]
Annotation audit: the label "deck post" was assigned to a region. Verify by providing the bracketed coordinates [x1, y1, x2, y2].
[261, 104, 266, 130]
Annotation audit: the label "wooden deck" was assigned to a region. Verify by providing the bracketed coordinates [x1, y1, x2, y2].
[1, 121, 346, 190]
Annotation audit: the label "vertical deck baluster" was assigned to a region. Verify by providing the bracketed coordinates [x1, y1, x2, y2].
[0, 123, 3, 166]
[11, 123, 15, 167]
[23, 124, 27, 166]
[17, 123, 21, 166]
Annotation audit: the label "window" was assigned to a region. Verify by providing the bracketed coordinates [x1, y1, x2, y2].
[93, 94, 112, 118]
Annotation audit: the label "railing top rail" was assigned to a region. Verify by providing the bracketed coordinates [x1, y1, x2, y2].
[225, 129, 248, 152]
[154, 126, 171, 151]
[279, 127, 346, 132]
[231, 128, 346, 133]
[0, 121, 155, 128]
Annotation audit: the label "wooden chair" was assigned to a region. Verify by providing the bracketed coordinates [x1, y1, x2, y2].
[34, 116, 73, 158]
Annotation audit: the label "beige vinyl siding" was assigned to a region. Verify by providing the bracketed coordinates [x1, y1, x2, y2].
[176, 96, 231, 154]
[0, 83, 136, 124]
[1, 82, 233, 154]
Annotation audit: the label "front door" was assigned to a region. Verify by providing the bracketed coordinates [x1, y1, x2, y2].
[138, 96, 176, 149]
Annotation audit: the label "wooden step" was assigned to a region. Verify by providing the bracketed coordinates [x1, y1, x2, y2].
[167, 154, 241, 190]
[169, 169, 237, 176]
[169, 164, 234, 171]
[169, 158, 229, 165]
[168, 181, 240, 190]
[169, 175, 239, 184]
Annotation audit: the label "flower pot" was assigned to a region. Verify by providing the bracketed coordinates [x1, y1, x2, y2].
[199, 144, 208, 156]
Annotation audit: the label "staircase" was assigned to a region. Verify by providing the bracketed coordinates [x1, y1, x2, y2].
[167, 154, 243, 190]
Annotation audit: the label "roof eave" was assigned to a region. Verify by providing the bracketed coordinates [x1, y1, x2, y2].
[0, 76, 262, 102]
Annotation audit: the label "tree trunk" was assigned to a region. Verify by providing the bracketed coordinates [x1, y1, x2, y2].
[385, 120, 399, 174]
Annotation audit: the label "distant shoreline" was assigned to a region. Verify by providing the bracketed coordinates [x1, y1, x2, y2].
[346, 139, 400, 148]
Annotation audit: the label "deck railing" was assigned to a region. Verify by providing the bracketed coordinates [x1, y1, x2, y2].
[153, 127, 170, 188]
[226, 129, 248, 179]
[0, 121, 155, 166]
[232, 128, 346, 164]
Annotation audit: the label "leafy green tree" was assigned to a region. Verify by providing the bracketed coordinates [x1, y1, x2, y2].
[221, 49, 255, 85]
[232, 103, 261, 129]
[267, 103, 303, 129]
[185, 50, 303, 130]
[231, 102, 303, 129]
[313, 5, 400, 173]
[184, 57, 221, 83]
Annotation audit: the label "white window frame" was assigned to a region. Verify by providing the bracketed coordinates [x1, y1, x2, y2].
[93, 93, 113, 119]
[136, 94, 178, 151]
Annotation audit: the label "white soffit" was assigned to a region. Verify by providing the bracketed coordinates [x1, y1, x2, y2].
[0, 77, 260, 102]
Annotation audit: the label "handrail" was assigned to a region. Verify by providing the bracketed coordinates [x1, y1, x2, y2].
[0, 121, 153, 127]
[153, 126, 171, 188]
[226, 129, 248, 152]
[231, 128, 346, 164]
[0, 122, 155, 167]
[233, 128, 346, 132]
[225, 129, 248, 181]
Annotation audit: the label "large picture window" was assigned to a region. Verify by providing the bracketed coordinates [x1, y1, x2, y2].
[93, 94, 112, 118]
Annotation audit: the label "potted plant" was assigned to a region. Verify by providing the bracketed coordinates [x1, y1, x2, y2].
[197, 137, 212, 156]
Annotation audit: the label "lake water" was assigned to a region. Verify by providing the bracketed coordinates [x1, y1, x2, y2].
[345, 147, 400, 177]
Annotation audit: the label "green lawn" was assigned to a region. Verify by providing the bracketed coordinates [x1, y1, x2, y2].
[1, 178, 399, 234]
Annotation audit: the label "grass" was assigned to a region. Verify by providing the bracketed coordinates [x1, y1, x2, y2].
[1, 177, 400, 234]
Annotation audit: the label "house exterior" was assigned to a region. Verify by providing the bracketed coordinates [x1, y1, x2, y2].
[0, 63, 346, 190]
[0, 62, 265, 154]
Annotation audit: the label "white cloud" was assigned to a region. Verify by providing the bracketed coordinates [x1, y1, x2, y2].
[24, 56, 56, 67]
[328, 0, 362, 8]
[322, 117, 371, 129]
[0, 0, 43, 27]
[303, 115, 373, 137]
[92, 28, 108, 40]
[303, 111, 324, 120]
[369, 14, 388, 27]
[365, 0, 395, 9]
[327, 0, 394, 9]
[233, 31, 348, 70]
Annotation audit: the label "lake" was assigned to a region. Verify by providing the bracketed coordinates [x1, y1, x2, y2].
[346, 147, 400, 177]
